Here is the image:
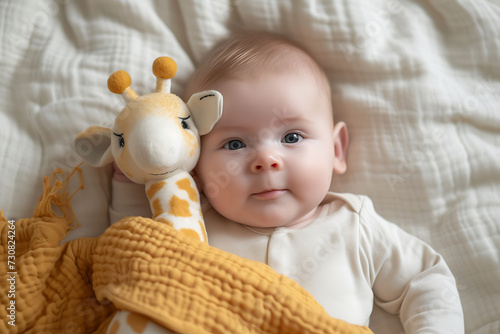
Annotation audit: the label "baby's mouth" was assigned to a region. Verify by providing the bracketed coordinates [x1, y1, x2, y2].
[252, 189, 287, 200]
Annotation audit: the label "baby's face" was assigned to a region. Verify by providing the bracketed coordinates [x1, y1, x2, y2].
[195, 71, 339, 228]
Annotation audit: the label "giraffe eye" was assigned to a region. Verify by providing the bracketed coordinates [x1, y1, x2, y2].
[179, 116, 190, 130]
[113, 132, 125, 148]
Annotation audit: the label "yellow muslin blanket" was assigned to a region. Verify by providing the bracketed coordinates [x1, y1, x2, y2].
[0, 168, 372, 334]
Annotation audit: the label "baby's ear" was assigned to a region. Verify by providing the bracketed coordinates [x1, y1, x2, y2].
[187, 90, 223, 135]
[332, 122, 349, 174]
[74, 126, 114, 167]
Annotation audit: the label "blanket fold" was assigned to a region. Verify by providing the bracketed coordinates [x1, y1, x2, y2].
[0, 167, 372, 334]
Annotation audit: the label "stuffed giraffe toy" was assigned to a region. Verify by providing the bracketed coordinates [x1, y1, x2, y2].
[75, 56, 222, 334]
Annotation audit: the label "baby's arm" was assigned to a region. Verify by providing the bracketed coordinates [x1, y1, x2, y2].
[109, 163, 151, 223]
[359, 199, 464, 333]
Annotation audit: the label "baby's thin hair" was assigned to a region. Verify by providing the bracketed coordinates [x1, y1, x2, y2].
[184, 31, 331, 103]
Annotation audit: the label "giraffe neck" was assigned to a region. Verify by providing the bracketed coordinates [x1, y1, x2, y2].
[145, 171, 207, 244]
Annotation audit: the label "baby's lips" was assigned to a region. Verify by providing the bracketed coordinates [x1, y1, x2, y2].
[252, 189, 287, 200]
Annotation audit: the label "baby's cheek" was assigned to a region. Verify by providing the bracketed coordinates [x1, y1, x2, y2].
[199, 167, 231, 200]
[293, 159, 332, 199]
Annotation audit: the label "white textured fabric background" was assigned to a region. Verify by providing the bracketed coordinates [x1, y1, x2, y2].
[0, 1, 498, 333]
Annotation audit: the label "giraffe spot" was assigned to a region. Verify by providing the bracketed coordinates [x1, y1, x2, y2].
[126, 312, 150, 333]
[146, 181, 166, 200]
[157, 217, 174, 226]
[176, 178, 198, 202]
[168, 195, 192, 217]
[108, 319, 120, 334]
[152, 198, 163, 219]
[180, 228, 201, 241]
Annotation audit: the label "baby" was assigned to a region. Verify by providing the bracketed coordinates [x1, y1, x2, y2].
[111, 32, 464, 333]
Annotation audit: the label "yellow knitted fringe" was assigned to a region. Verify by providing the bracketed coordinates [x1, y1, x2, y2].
[33, 164, 84, 229]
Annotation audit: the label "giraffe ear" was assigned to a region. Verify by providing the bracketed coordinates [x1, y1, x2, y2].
[187, 90, 223, 135]
[74, 126, 114, 167]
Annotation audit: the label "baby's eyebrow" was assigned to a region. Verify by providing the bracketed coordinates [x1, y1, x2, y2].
[272, 115, 312, 127]
[210, 125, 248, 132]
[280, 115, 306, 122]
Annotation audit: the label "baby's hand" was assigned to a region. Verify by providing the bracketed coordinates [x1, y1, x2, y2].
[113, 162, 134, 183]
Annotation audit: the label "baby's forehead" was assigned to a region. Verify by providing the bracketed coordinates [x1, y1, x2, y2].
[237, 56, 331, 102]
[212, 72, 333, 128]
[243, 65, 332, 109]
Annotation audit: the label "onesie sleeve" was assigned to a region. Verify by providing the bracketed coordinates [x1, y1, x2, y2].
[109, 179, 152, 223]
[357, 197, 464, 334]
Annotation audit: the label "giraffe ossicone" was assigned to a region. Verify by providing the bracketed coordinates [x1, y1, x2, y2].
[75, 56, 223, 334]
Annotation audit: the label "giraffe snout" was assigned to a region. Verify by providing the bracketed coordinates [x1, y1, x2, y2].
[128, 118, 183, 173]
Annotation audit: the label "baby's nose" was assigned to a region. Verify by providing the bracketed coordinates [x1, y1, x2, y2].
[251, 151, 282, 173]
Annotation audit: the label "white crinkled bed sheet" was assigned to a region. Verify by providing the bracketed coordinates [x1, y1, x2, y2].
[1, 1, 499, 333]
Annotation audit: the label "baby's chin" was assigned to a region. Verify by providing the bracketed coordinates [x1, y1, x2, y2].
[209, 196, 322, 230]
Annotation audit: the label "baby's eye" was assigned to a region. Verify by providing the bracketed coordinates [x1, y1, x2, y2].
[224, 139, 246, 150]
[282, 133, 303, 144]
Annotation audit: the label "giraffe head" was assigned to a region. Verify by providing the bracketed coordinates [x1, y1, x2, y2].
[75, 57, 222, 184]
